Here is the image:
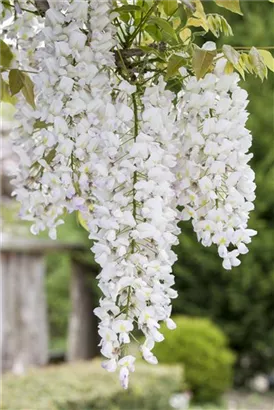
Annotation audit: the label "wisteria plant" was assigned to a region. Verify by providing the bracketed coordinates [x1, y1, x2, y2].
[1, 0, 274, 389]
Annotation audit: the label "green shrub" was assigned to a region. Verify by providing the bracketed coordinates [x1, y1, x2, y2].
[2, 360, 183, 410]
[154, 316, 236, 402]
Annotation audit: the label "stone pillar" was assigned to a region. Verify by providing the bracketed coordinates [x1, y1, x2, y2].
[1, 238, 86, 373]
[1, 250, 48, 373]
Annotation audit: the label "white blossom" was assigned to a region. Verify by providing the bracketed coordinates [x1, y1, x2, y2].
[11, 0, 115, 240]
[10, 0, 258, 390]
[89, 77, 180, 386]
[175, 73, 256, 269]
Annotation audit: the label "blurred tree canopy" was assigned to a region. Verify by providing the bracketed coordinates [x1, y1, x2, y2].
[173, 0, 274, 385]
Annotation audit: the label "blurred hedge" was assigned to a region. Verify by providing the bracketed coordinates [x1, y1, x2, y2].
[2, 360, 183, 410]
[154, 316, 235, 402]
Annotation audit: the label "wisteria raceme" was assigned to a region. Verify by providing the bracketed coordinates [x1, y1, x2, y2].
[176, 73, 256, 269]
[11, 0, 115, 239]
[1, 1, 44, 181]
[89, 77, 180, 388]
[10, 0, 180, 389]
[9, 0, 259, 391]
[1, 0, 44, 69]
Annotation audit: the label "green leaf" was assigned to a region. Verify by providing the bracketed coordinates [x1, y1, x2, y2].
[224, 61, 234, 74]
[249, 47, 267, 80]
[118, 12, 130, 24]
[258, 50, 274, 72]
[166, 77, 183, 94]
[145, 25, 162, 41]
[240, 53, 254, 74]
[207, 14, 233, 37]
[0, 75, 14, 104]
[172, 16, 181, 30]
[215, 0, 243, 15]
[0, 40, 14, 68]
[9, 69, 25, 96]
[220, 15, 233, 36]
[166, 55, 186, 79]
[112, 5, 141, 13]
[163, 0, 178, 16]
[34, 120, 50, 129]
[21, 73, 36, 108]
[187, 17, 208, 32]
[179, 28, 192, 44]
[193, 0, 207, 19]
[44, 147, 56, 164]
[7, 69, 36, 107]
[234, 60, 245, 79]
[207, 15, 219, 37]
[2, 0, 11, 9]
[222, 45, 240, 65]
[148, 17, 178, 40]
[177, 3, 188, 24]
[77, 211, 89, 232]
[139, 46, 165, 60]
[192, 46, 216, 79]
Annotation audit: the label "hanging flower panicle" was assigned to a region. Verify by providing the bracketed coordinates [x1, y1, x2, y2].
[176, 72, 256, 270]
[1, 0, 44, 69]
[90, 77, 180, 388]
[12, 0, 115, 240]
[10, 0, 258, 389]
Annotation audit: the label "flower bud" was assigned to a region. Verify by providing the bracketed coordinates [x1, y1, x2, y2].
[59, 76, 74, 94]
[69, 30, 87, 50]
[54, 116, 68, 134]
[46, 9, 65, 26]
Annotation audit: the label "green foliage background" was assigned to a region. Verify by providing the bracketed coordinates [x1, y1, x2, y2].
[154, 316, 235, 402]
[2, 360, 183, 410]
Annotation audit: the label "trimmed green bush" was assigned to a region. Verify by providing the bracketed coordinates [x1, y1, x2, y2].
[2, 360, 183, 410]
[154, 316, 236, 402]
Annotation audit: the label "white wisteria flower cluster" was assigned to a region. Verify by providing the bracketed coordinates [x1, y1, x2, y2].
[12, 0, 115, 240]
[1, 0, 44, 69]
[10, 0, 256, 389]
[176, 73, 256, 269]
[90, 77, 180, 388]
